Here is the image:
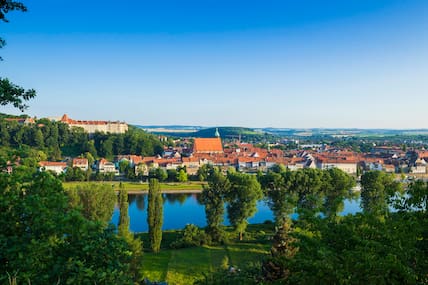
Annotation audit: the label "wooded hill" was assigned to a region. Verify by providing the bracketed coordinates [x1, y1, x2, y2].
[0, 114, 164, 161]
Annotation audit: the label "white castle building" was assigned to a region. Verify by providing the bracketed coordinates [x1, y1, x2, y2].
[59, 114, 128, 134]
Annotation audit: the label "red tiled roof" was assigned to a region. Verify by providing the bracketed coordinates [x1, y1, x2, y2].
[61, 114, 125, 125]
[39, 161, 67, 167]
[193, 138, 223, 153]
[72, 158, 88, 165]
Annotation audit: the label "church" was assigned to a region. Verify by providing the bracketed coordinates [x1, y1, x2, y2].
[192, 128, 223, 154]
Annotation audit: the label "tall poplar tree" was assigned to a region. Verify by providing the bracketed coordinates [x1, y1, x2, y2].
[201, 168, 230, 243]
[147, 178, 163, 252]
[118, 186, 143, 280]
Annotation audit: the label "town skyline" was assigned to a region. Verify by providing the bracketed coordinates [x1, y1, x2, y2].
[2, 0, 428, 128]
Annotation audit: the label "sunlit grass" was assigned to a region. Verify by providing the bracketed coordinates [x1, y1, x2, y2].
[141, 241, 270, 285]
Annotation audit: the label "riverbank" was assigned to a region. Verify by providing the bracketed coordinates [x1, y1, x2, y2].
[62, 181, 205, 193]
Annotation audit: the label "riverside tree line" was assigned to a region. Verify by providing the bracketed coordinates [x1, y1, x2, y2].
[198, 167, 427, 285]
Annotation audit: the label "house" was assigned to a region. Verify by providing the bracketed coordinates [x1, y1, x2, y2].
[39, 161, 67, 175]
[115, 155, 143, 167]
[182, 157, 200, 175]
[384, 164, 396, 173]
[410, 158, 427, 174]
[72, 158, 89, 171]
[135, 163, 149, 176]
[97, 158, 118, 174]
[4, 117, 35, 125]
[316, 157, 357, 174]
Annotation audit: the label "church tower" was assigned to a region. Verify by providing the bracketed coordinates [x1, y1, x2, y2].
[215, 127, 220, 138]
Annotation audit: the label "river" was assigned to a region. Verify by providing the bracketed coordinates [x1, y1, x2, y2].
[111, 193, 362, 232]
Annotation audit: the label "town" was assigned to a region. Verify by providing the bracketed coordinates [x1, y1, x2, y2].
[4, 114, 427, 180]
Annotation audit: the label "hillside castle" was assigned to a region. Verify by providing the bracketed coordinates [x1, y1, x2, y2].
[59, 114, 128, 134]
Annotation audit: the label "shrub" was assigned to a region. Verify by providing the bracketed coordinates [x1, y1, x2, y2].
[170, 224, 209, 249]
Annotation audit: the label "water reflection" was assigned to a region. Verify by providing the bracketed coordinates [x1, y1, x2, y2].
[111, 194, 362, 233]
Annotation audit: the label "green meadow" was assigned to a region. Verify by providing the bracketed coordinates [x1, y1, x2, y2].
[137, 224, 274, 285]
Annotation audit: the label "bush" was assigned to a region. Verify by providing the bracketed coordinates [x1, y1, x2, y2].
[170, 224, 210, 249]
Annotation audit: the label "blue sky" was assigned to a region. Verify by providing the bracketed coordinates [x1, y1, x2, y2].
[1, 0, 427, 128]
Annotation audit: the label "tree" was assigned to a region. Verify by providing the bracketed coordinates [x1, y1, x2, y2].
[147, 178, 163, 252]
[33, 128, 44, 148]
[177, 168, 188, 182]
[294, 168, 325, 216]
[118, 159, 131, 175]
[149, 167, 167, 182]
[259, 169, 297, 226]
[0, 171, 136, 284]
[322, 168, 356, 221]
[226, 172, 263, 241]
[361, 171, 402, 219]
[167, 168, 178, 182]
[66, 183, 117, 225]
[262, 221, 298, 282]
[201, 169, 230, 243]
[0, 78, 36, 111]
[118, 187, 143, 281]
[1, 0, 36, 110]
[197, 163, 214, 181]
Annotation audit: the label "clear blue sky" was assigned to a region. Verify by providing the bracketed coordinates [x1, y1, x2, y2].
[1, 0, 427, 128]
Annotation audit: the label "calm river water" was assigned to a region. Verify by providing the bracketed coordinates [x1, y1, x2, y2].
[111, 193, 362, 232]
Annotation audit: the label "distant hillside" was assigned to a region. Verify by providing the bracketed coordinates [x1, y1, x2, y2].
[193, 127, 260, 138]
[136, 125, 278, 141]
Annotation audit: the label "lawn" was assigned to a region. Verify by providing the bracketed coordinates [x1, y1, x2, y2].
[141, 243, 270, 285]
[139, 224, 274, 285]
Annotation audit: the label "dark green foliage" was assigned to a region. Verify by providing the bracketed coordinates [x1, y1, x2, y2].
[118, 188, 144, 281]
[361, 170, 402, 219]
[0, 79, 33, 108]
[166, 168, 178, 182]
[257, 174, 427, 285]
[0, 1, 27, 23]
[1, 2, 37, 109]
[273, 212, 427, 285]
[64, 166, 87, 182]
[401, 180, 428, 212]
[0, 118, 164, 160]
[201, 169, 230, 243]
[0, 171, 135, 284]
[226, 172, 263, 240]
[197, 163, 214, 181]
[322, 167, 356, 221]
[148, 178, 163, 252]
[149, 167, 168, 182]
[170, 224, 209, 249]
[66, 183, 116, 225]
[259, 168, 296, 226]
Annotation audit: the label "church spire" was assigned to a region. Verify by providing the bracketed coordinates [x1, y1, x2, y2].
[215, 127, 220, 138]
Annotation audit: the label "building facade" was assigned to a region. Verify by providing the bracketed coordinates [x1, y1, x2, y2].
[59, 114, 128, 134]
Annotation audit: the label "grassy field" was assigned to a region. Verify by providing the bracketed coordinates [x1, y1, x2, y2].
[138, 224, 274, 285]
[62, 181, 205, 192]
